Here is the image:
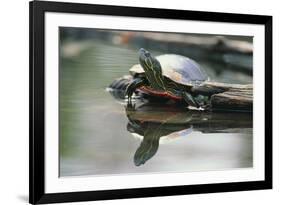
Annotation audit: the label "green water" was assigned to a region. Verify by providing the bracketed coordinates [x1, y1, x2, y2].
[59, 40, 252, 177]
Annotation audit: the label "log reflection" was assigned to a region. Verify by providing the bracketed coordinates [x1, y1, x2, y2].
[125, 103, 252, 166]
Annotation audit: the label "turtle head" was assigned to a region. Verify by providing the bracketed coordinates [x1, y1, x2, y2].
[138, 48, 165, 90]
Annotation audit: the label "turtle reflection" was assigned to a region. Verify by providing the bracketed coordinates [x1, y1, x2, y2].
[126, 105, 193, 166]
[125, 103, 252, 166]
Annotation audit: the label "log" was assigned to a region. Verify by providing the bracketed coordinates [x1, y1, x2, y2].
[108, 76, 253, 112]
[202, 82, 253, 112]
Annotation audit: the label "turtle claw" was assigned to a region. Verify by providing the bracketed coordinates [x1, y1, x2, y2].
[194, 95, 212, 111]
[203, 103, 212, 111]
[125, 77, 148, 105]
[182, 92, 212, 111]
[125, 86, 133, 103]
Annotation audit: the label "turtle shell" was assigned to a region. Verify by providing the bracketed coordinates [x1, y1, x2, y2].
[129, 54, 208, 86]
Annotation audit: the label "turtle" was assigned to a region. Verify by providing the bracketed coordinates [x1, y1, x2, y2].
[125, 48, 225, 108]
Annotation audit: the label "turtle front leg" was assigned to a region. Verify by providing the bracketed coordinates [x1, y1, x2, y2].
[185, 84, 226, 110]
[182, 92, 211, 110]
[125, 77, 148, 104]
[181, 92, 200, 108]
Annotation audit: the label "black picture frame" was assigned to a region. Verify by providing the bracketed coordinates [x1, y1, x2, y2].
[29, 0, 272, 204]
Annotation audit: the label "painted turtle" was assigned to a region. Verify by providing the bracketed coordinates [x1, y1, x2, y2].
[126, 48, 224, 108]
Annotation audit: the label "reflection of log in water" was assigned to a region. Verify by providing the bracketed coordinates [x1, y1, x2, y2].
[126, 103, 252, 133]
[126, 103, 252, 166]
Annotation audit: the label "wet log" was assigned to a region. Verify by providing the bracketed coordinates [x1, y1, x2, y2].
[202, 82, 253, 112]
[108, 76, 253, 112]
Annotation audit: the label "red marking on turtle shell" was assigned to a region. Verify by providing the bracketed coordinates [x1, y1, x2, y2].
[138, 86, 183, 101]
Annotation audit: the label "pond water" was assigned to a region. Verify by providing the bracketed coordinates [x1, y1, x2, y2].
[59, 40, 253, 177]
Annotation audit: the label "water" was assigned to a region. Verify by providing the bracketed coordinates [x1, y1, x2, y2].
[59, 40, 252, 177]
